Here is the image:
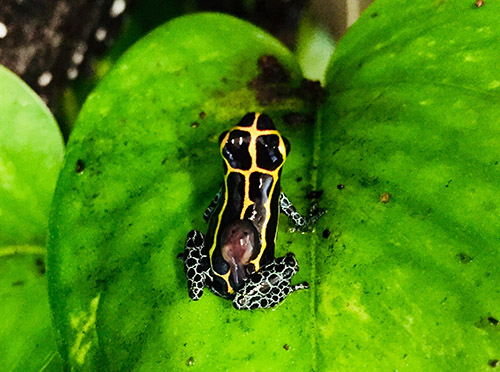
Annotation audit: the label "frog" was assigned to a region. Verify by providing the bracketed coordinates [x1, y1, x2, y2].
[180, 112, 322, 310]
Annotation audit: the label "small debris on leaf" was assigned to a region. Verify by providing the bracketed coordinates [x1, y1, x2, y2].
[191, 122, 199, 128]
[475, 0, 484, 7]
[488, 359, 499, 368]
[488, 317, 499, 326]
[283, 344, 290, 351]
[35, 257, 46, 275]
[75, 159, 85, 173]
[337, 184, 345, 190]
[380, 192, 391, 203]
[456, 252, 473, 264]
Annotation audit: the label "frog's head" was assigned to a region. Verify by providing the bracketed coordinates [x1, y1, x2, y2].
[219, 112, 290, 173]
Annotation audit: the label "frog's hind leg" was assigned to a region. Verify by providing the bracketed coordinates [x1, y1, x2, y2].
[232, 253, 308, 310]
[183, 230, 211, 301]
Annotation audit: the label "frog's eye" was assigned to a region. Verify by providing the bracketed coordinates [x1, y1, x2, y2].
[218, 130, 229, 144]
[283, 136, 291, 156]
[222, 130, 252, 170]
[256, 134, 284, 171]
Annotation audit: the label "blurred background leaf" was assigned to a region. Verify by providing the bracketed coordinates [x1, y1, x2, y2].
[0, 65, 64, 371]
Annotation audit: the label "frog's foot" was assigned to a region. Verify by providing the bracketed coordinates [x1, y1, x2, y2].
[232, 253, 307, 310]
[302, 202, 327, 232]
[183, 230, 211, 301]
[279, 192, 326, 232]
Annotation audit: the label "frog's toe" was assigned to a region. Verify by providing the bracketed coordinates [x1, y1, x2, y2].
[292, 281, 309, 292]
[188, 282, 204, 300]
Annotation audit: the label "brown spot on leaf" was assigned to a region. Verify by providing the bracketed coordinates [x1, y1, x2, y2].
[489, 359, 498, 368]
[257, 55, 289, 83]
[247, 55, 325, 122]
[248, 55, 293, 105]
[298, 79, 326, 106]
[282, 112, 315, 126]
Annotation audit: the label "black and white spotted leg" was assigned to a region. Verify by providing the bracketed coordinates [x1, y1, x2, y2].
[182, 230, 211, 300]
[279, 192, 325, 231]
[203, 186, 223, 222]
[232, 253, 308, 310]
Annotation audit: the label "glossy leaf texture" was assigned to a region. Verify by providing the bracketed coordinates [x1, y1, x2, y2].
[0, 66, 64, 371]
[316, 0, 500, 370]
[47, 13, 318, 371]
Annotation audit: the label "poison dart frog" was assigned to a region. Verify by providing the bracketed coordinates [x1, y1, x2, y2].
[181, 112, 322, 310]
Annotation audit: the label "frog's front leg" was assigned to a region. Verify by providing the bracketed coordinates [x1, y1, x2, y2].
[232, 253, 308, 310]
[182, 230, 211, 300]
[203, 186, 222, 222]
[279, 191, 325, 231]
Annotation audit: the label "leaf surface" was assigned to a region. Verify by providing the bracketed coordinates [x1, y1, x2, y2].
[48, 13, 317, 371]
[316, 0, 500, 370]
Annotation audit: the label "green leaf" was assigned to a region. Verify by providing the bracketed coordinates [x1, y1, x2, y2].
[0, 66, 64, 371]
[317, 0, 500, 370]
[48, 13, 317, 371]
